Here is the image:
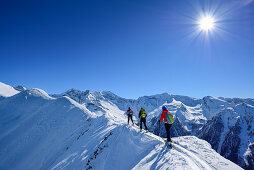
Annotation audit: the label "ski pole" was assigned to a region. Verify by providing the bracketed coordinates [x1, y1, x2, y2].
[158, 120, 160, 137]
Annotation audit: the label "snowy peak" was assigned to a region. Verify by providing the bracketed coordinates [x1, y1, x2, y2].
[0, 89, 93, 170]
[14, 85, 27, 91]
[137, 92, 171, 101]
[199, 103, 254, 168]
[56, 89, 106, 103]
[61, 88, 90, 103]
[0, 82, 19, 97]
[18, 88, 55, 100]
[54, 89, 134, 114]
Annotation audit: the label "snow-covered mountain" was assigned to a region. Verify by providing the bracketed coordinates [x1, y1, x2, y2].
[199, 103, 254, 169]
[14, 85, 27, 92]
[0, 82, 19, 98]
[0, 82, 243, 170]
[53, 88, 254, 169]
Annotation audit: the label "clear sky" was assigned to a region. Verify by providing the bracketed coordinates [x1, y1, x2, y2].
[1, 0, 254, 99]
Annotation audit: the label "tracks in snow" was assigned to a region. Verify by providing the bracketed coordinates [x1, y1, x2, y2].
[128, 125, 213, 170]
[172, 143, 213, 170]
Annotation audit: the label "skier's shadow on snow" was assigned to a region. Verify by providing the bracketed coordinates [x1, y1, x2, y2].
[152, 144, 172, 169]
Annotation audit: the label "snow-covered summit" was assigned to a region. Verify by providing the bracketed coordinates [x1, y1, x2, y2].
[14, 85, 27, 91]
[22, 88, 55, 100]
[0, 82, 19, 97]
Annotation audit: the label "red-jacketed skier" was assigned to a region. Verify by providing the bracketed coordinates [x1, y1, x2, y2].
[126, 107, 134, 125]
[159, 106, 174, 144]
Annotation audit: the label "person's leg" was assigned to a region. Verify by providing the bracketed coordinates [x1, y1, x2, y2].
[144, 118, 148, 130]
[128, 115, 130, 124]
[165, 123, 171, 142]
[168, 124, 172, 142]
[130, 115, 133, 124]
[140, 119, 142, 130]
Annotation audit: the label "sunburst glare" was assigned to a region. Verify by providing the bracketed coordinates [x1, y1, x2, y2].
[199, 16, 215, 31]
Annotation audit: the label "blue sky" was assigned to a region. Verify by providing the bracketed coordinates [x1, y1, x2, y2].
[1, 0, 254, 99]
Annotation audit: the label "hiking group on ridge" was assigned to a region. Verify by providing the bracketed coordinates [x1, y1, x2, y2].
[125, 106, 174, 145]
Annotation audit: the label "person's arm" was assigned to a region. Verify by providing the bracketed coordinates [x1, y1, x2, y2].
[160, 113, 165, 122]
[139, 110, 141, 118]
[131, 109, 134, 114]
[126, 110, 130, 115]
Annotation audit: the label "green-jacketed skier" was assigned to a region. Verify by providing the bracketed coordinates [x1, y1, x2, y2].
[139, 107, 148, 132]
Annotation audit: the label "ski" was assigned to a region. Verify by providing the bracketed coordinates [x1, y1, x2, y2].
[139, 129, 148, 133]
[168, 142, 174, 149]
[161, 137, 174, 149]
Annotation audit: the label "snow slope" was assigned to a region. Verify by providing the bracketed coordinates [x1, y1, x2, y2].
[0, 88, 95, 169]
[0, 82, 19, 97]
[51, 125, 241, 170]
[54, 88, 254, 169]
[0, 84, 242, 170]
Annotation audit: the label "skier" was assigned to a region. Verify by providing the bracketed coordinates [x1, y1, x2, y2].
[139, 107, 148, 132]
[159, 106, 174, 145]
[126, 107, 134, 125]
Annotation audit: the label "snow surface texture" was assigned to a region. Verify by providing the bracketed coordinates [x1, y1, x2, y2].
[54, 88, 254, 169]
[0, 82, 242, 170]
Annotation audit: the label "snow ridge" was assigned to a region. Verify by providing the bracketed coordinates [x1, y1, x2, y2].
[0, 82, 19, 97]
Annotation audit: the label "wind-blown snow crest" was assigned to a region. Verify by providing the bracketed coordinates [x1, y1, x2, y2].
[0, 82, 19, 97]
[25, 88, 55, 100]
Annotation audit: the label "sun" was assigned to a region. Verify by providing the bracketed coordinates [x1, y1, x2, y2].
[199, 16, 215, 31]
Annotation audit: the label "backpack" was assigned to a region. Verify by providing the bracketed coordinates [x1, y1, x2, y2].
[140, 109, 146, 118]
[127, 109, 133, 115]
[165, 112, 174, 124]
